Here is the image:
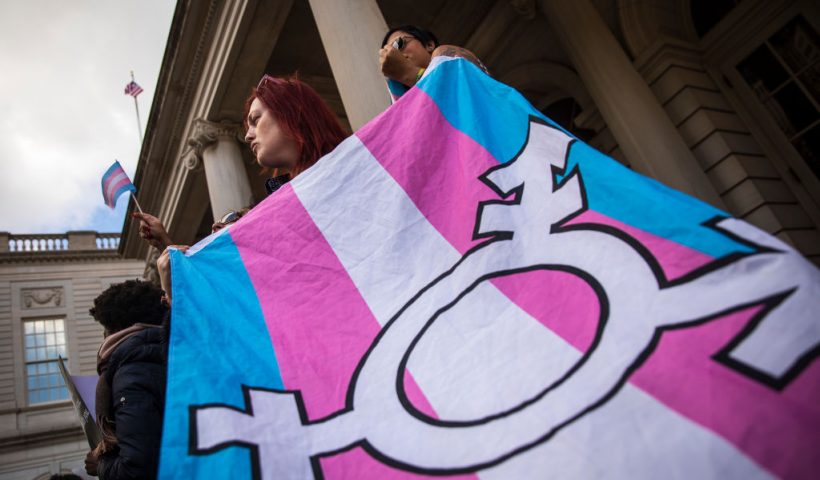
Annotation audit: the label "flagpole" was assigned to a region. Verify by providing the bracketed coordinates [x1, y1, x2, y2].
[131, 193, 145, 215]
[131, 71, 143, 143]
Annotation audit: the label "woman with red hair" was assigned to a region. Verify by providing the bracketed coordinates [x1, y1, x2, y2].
[244, 75, 347, 194]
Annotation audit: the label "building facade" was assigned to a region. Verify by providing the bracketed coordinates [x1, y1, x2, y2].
[0, 232, 144, 479]
[121, 0, 819, 269]
[2, 1, 818, 478]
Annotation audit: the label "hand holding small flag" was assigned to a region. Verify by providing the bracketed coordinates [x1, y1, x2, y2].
[101, 160, 141, 212]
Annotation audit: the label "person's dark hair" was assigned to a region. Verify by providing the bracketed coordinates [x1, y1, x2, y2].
[244, 75, 347, 177]
[89, 280, 168, 333]
[49, 473, 83, 480]
[381, 25, 439, 49]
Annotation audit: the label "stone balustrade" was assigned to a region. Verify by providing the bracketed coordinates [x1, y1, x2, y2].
[0, 232, 120, 253]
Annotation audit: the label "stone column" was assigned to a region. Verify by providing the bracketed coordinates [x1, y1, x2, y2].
[538, 0, 723, 207]
[187, 120, 253, 222]
[308, 0, 391, 130]
[0, 232, 8, 253]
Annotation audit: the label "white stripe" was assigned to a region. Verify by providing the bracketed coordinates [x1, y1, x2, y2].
[292, 136, 769, 478]
[104, 171, 129, 201]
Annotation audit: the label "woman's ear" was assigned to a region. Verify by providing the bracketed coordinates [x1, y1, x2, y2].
[426, 42, 435, 53]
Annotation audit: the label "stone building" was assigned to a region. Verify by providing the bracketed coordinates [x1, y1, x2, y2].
[1, 0, 817, 478]
[0, 232, 144, 479]
[121, 0, 819, 270]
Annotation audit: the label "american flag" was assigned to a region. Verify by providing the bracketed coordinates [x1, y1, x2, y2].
[124, 80, 143, 97]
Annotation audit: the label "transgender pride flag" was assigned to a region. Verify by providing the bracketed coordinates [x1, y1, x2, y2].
[160, 57, 820, 479]
[100, 160, 136, 209]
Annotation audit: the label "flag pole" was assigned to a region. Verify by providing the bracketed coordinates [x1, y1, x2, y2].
[131, 193, 145, 215]
[131, 71, 143, 143]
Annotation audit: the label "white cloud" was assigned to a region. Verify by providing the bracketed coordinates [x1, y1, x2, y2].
[0, 0, 175, 233]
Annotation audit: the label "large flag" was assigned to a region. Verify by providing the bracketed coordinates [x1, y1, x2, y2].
[100, 160, 136, 209]
[160, 57, 820, 479]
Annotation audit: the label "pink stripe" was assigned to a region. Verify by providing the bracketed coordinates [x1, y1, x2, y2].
[632, 307, 820, 479]
[232, 185, 381, 420]
[565, 210, 714, 280]
[356, 88, 820, 477]
[357, 89, 494, 254]
[105, 175, 131, 205]
[102, 166, 126, 184]
[232, 186, 471, 479]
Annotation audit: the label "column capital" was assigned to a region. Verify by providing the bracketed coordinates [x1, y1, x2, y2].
[185, 119, 245, 170]
[187, 119, 244, 154]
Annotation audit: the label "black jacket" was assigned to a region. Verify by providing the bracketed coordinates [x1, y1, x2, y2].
[98, 327, 166, 480]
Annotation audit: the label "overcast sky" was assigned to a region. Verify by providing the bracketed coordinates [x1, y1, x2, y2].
[0, 1, 175, 235]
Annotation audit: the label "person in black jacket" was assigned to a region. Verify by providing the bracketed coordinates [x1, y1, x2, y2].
[85, 279, 168, 479]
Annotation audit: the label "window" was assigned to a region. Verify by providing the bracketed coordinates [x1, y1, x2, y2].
[24, 318, 69, 404]
[737, 15, 819, 182]
[691, 0, 744, 38]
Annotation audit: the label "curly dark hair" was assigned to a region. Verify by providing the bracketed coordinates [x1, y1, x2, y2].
[89, 279, 168, 333]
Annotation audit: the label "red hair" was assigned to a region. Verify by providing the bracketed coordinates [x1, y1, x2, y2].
[244, 75, 347, 176]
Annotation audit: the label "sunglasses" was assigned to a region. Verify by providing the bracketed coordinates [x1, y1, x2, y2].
[219, 210, 243, 224]
[391, 36, 417, 51]
[256, 75, 288, 91]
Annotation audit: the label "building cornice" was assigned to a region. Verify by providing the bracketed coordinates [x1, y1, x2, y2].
[0, 251, 125, 265]
[121, 0, 223, 260]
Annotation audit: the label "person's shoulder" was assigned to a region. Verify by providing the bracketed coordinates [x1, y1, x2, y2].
[109, 328, 165, 371]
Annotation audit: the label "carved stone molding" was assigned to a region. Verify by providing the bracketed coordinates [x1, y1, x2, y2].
[184, 119, 245, 167]
[22, 287, 63, 309]
[182, 151, 203, 172]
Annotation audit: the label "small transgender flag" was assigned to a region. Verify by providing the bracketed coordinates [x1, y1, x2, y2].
[101, 160, 136, 209]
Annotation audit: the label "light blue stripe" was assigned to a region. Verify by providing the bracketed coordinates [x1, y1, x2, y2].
[159, 233, 283, 479]
[107, 184, 136, 208]
[417, 59, 751, 258]
[102, 161, 122, 180]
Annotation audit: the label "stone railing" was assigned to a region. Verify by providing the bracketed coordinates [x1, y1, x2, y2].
[0, 232, 121, 253]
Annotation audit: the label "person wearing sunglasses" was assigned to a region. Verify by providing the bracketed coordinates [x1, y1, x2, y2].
[379, 25, 487, 101]
[244, 75, 347, 195]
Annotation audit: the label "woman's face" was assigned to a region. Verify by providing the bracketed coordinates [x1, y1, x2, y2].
[245, 97, 300, 171]
[386, 30, 434, 69]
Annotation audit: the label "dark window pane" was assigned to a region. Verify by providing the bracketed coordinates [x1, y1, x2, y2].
[798, 65, 820, 104]
[738, 46, 790, 95]
[792, 123, 820, 180]
[772, 82, 817, 134]
[769, 16, 820, 75]
[691, 0, 742, 38]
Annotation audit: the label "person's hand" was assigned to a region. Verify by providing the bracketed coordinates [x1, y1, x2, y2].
[157, 245, 189, 306]
[379, 44, 418, 86]
[84, 449, 100, 476]
[132, 212, 173, 250]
